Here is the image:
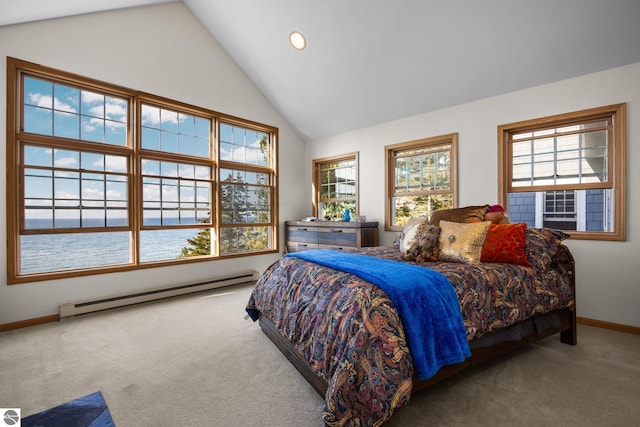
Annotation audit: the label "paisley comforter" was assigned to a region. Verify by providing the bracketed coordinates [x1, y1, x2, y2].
[246, 233, 574, 426]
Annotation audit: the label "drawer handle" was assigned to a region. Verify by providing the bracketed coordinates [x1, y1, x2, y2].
[331, 229, 343, 233]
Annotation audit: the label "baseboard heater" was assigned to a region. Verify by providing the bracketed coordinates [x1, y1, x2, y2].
[59, 271, 259, 319]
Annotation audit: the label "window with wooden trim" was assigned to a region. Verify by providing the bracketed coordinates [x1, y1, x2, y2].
[312, 153, 358, 221]
[498, 103, 626, 240]
[6, 57, 278, 284]
[385, 134, 458, 230]
[218, 122, 274, 254]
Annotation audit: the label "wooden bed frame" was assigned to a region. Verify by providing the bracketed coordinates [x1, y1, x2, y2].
[257, 244, 576, 398]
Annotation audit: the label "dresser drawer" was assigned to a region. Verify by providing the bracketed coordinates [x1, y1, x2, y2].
[287, 226, 319, 245]
[317, 243, 348, 251]
[287, 242, 319, 252]
[317, 228, 357, 246]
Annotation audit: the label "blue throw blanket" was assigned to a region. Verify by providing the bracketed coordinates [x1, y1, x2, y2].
[286, 249, 471, 380]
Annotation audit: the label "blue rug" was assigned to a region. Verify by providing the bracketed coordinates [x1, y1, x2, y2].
[22, 391, 115, 427]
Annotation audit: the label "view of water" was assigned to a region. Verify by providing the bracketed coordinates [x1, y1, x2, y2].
[20, 219, 202, 274]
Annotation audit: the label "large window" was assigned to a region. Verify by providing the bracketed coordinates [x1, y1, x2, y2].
[6, 57, 278, 283]
[498, 104, 626, 240]
[385, 134, 457, 230]
[312, 153, 358, 221]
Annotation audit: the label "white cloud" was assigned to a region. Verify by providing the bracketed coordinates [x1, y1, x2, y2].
[82, 120, 96, 132]
[53, 156, 77, 167]
[143, 184, 160, 199]
[105, 101, 127, 121]
[54, 190, 79, 199]
[104, 156, 127, 172]
[106, 189, 124, 199]
[82, 187, 104, 198]
[81, 91, 104, 104]
[29, 92, 77, 113]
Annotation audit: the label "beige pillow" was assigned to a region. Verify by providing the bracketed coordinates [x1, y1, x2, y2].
[429, 205, 490, 227]
[399, 217, 427, 252]
[438, 220, 491, 264]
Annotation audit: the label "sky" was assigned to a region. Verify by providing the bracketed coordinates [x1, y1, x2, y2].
[21, 76, 269, 223]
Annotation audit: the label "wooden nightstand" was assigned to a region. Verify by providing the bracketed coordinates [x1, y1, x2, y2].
[285, 220, 379, 253]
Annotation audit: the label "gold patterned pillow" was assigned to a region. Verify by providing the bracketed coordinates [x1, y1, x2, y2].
[438, 220, 491, 264]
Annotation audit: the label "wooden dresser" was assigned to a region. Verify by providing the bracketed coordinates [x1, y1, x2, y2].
[285, 220, 379, 253]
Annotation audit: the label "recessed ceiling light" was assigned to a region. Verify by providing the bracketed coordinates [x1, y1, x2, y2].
[289, 31, 306, 50]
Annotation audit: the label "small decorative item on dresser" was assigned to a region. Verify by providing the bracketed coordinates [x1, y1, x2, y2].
[343, 209, 351, 222]
[356, 215, 367, 223]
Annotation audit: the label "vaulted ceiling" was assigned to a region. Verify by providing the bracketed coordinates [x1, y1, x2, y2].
[3, 0, 640, 141]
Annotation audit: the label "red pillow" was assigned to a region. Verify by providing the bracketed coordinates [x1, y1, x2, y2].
[481, 223, 532, 267]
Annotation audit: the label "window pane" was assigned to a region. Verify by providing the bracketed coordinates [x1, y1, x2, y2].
[177, 227, 213, 258]
[392, 194, 453, 226]
[195, 117, 209, 139]
[24, 105, 53, 135]
[142, 127, 160, 150]
[141, 228, 211, 261]
[142, 159, 212, 226]
[54, 149, 79, 168]
[220, 168, 271, 224]
[319, 159, 356, 202]
[219, 123, 269, 166]
[319, 200, 357, 221]
[105, 120, 127, 145]
[394, 150, 450, 193]
[23, 146, 128, 230]
[220, 226, 270, 255]
[511, 124, 610, 188]
[141, 104, 210, 158]
[23, 76, 128, 146]
[24, 76, 53, 108]
[20, 231, 131, 274]
[23, 77, 54, 135]
[81, 115, 104, 143]
[507, 189, 613, 233]
[54, 111, 79, 139]
[81, 90, 104, 118]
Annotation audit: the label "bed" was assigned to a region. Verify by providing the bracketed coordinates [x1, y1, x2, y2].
[246, 214, 576, 426]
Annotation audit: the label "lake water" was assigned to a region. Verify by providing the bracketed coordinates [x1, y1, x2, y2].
[20, 219, 202, 274]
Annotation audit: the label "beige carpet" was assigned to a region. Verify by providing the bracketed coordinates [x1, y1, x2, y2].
[1, 282, 639, 426]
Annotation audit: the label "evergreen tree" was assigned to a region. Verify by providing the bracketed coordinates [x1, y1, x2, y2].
[179, 213, 211, 257]
[179, 224, 210, 257]
[181, 135, 270, 256]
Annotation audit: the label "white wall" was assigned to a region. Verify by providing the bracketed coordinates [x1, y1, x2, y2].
[0, 3, 307, 325]
[306, 62, 640, 328]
